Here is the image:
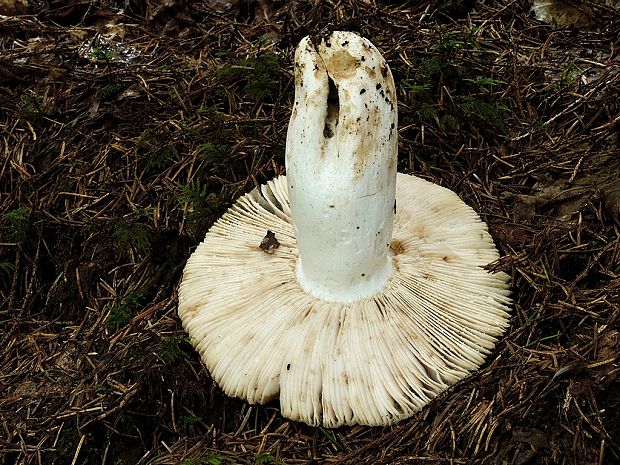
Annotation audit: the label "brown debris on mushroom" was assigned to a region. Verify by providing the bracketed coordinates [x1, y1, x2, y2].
[259, 230, 281, 254]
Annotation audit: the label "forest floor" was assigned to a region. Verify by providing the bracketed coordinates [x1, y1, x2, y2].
[1, 1, 619, 464]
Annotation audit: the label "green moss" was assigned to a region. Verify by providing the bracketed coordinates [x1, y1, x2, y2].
[181, 452, 234, 465]
[559, 61, 581, 88]
[419, 57, 442, 78]
[2, 207, 30, 243]
[431, 31, 470, 54]
[56, 423, 80, 456]
[106, 292, 144, 332]
[175, 179, 221, 236]
[17, 92, 54, 120]
[166, 84, 181, 101]
[254, 454, 285, 465]
[147, 144, 178, 172]
[138, 128, 155, 147]
[218, 53, 281, 103]
[463, 75, 507, 88]
[176, 179, 211, 207]
[157, 335, 191, 364]
[404, 81, 433, 95]
[456, 96, 509, 132]
[89, 46, 120, 62]
[107, 305, 131, 332]
[100, 83, 123, 101]
[198, 142, 228, 165]
[182, 460, 201, 465]
[403, 32, 511, 139]
[0, 261, 14, 277]
[178, 414, 202, 432]
[112, 217, 153, 255]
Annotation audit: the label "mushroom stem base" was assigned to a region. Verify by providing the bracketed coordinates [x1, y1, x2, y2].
[296, 254, 394, 304]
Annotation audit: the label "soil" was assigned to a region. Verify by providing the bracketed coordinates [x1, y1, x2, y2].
[1, 1, 619, 464]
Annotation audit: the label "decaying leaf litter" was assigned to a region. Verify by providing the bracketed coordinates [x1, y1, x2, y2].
[1, 1, 619, 464]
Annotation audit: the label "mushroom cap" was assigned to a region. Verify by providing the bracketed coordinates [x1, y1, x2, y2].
[178, 173, 511, 428]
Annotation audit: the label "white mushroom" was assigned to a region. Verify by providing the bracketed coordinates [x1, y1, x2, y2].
[178, 31, 511, 428]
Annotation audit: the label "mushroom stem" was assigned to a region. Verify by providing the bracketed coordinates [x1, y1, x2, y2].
[286, 32, 398, 303]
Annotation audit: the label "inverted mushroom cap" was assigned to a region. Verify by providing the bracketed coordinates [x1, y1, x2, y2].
[178, 173, 511, 427]
[178, 31, 511, 427]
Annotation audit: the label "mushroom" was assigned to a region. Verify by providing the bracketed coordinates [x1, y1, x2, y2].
[178, 31, 511, 427]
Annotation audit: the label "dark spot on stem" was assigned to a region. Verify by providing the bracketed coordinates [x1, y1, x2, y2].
[324, 76, 339, 139]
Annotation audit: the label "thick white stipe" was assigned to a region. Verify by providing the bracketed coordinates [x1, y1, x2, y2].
[286, 32, 398, 303]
